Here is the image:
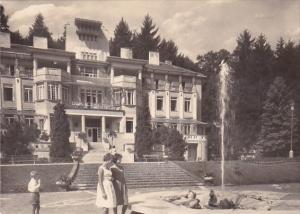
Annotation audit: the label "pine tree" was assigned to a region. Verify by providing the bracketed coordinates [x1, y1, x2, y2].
[0, 5, 9, 32]
[50, 103, 71, 159]
[110, 18, 133, 56]
[158, 39, 178, 62]
[28, 13, 53, 46]
[257, 77, 299, 157]
[133, 14, 160, 59]
[135, 95, 153, 159]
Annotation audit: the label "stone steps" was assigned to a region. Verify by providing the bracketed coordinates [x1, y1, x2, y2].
[72, 162, 204, 190]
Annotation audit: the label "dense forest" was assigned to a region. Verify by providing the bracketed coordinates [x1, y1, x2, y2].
[1, 5, 299, 159]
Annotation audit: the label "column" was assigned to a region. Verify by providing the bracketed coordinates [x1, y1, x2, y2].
[44, 82, 48, 100]
[192, 77, 197, 120]
[165, 74, 170, 119]
[58, 84, 62, 101]
[81, 115, 86, 132]
[110, 66, 114, 84]
[120, 116, 126, 133]
[15, 78, 22, 111]
[33, 58, 38, 77]
[67, 61, 71, 74]
[138, 70, 142, 80]
[101, 116, 106, 142]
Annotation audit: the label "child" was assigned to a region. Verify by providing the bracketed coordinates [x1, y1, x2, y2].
[28, 171, 41, 214]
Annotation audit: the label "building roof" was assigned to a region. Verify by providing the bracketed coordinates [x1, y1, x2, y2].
[145, 62, 206, 78]
[75, 18, 102, 27]
[108, 55, 206, 78]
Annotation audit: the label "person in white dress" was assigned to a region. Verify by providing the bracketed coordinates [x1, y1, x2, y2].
[95, 153, 117, 214]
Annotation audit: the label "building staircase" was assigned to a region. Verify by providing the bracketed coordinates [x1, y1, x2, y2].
[72, 161, 204, 190]
[81, 143, 108, 163]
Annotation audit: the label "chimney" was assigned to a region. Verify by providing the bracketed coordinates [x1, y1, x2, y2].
[149, 51, 160, 65]
[120, 48, 133, 59]
[0, 32, 11, 48]
[33, 36, 48, 49]
[165, 60, 172, 65]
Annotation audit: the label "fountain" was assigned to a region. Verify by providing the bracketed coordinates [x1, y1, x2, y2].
[219, 60, 231, 189]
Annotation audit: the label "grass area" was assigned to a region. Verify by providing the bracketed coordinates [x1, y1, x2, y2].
[175, 160, 300, 185]
[0, 164, 73, 193]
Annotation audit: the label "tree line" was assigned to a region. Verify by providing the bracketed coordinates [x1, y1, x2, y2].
[198, 31, 300, 159]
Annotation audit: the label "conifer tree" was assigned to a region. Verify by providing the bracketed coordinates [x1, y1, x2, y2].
[50, 103, 71, 159]
[135, 95, 153, 159]
[133, 14, 160, 59]
[159, 39, 178, 62]
[110, 18, 133, 56]
[28, 13, 53, 46]
[257, 77, 299, 157]
[0, 5, 9, 32]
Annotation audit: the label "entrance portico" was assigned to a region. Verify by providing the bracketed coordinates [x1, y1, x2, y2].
[66, 108, 124, 145]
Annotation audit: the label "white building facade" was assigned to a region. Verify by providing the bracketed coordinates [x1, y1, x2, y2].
[0, 18, 207, 162]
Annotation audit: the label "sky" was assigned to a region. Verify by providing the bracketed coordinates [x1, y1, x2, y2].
[1, 0, 300, 61]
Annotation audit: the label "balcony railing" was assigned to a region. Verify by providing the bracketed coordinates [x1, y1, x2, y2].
[66, 101, 120, 111]
[184, 135, 207, 143]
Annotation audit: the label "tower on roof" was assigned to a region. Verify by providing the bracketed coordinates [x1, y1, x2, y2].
[65, 18, 109, 61]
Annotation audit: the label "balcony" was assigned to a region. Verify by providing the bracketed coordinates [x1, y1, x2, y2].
[112, 75, 136, 88]
[65, 75, 111, 87]
[184, 135, 207, 144]
[66, 101, 120, 111]
[35, 67, 64, 82]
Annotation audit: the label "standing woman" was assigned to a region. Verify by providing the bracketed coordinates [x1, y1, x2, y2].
[112, 153, 129, 214]
[95, 153, 117, 214]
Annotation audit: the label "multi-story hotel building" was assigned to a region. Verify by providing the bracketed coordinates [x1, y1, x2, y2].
[0, 18, 207, 162]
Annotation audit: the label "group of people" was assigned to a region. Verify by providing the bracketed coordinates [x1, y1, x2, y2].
[95, 152, 128, 214]
[27, 151, 128, 214]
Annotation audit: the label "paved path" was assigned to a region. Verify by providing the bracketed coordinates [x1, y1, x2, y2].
[1, 184, 300, 214]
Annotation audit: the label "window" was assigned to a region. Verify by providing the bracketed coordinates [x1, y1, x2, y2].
[182, 82, 186, 90]
[156, 122, 163, 128]
[184, 98, 191, 112]
[39, 119, 44, 130]
[80, 89, 85, 103]
[80, 66, 97, 77]
[37, 84, 44, 100]
[183, 125, 191, 135]
[62, 87, 69, 103]
[9, 65, 14, 76]
[97, 91, 102, 105]
[25, 116, 34, 126]
[24, 86, 33, 102]
[156, 96, 164, 111]
[170, 123, 177, 129]
[126, 118, 133, 133]
[155, 79, 159, 89]
[114, 91, 121, 106]
[171, 97, 177, 112]
[47, 84, 58, 100]
[125, 90, 134, 105]
[5, 115, 14, 124]
[3, 84, 13, 101]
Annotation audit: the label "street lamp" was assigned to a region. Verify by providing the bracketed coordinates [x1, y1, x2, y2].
[289, 101, 295, 158]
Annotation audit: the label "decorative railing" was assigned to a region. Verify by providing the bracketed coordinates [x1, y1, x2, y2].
[66, 101, 119, 111]
[184, 135, 207, 142]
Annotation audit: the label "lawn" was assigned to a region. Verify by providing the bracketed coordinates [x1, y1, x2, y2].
[175, 160, 300, 185]
[0, 163, 73, 193]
